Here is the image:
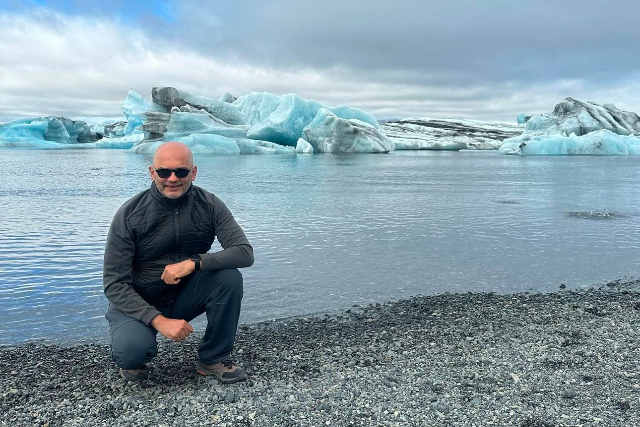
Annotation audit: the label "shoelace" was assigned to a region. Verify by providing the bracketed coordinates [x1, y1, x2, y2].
[222, 359, 236, 369]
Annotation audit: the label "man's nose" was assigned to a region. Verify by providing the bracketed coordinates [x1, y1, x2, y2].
[167, 172, 179, 180]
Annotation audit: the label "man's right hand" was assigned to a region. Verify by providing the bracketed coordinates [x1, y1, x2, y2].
[150, 314, 194, 342]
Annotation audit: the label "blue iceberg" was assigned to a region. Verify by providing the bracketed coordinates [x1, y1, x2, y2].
[242, 93, 380, 147]
[1, 86, 385, 154]
[0, 116, 99, 148]
[500, 98, 640, 155]
[303, 108, 394, 153]
[500, 129, 640, 155]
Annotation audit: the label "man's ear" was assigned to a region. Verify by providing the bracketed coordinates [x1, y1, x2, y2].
[149, 165, 155, 179]
[191, 166, 198, 180]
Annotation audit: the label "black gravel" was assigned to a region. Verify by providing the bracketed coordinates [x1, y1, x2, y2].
[2, 286, 640, 426]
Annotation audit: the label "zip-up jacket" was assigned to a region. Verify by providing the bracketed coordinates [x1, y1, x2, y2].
[103, 183, 254, 325]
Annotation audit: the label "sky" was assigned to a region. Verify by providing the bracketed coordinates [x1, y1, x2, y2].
[1, 0, 639, 124]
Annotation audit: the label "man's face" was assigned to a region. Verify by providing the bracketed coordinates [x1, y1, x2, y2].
[149, 143, 198, 199]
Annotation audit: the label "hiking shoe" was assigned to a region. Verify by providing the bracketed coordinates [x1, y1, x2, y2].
[119, 365, 149, 382]
[196, 359, 247, 383]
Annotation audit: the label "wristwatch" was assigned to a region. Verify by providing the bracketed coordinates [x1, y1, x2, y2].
[190, 254, 201, 272]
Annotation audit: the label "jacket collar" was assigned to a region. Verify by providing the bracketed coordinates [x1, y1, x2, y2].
[149, 182, 193, 207]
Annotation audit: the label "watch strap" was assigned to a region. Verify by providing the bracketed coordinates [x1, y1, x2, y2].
[191, 255, 201, 272]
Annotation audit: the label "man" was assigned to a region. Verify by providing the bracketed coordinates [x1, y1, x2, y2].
[103, 141, 254, 383]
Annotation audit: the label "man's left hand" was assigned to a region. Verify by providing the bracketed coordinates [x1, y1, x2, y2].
[161, 260, 195, 285]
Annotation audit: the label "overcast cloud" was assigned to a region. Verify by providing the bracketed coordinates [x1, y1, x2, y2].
[1, 0, 639, 123]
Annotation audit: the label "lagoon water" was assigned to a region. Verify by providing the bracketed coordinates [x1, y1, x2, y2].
[0, 148, 639, 345]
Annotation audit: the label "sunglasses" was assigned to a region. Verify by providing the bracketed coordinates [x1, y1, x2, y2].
[153, 167, 192, 179]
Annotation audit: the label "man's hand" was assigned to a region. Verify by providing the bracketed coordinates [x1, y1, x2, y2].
[151, 315, 194, 341]
[161, 259, 196, 285]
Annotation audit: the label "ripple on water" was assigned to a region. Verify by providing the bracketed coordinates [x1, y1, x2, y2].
[564, 211, 623, 220]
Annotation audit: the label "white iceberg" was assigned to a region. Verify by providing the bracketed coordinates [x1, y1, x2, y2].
[233, 92, 283, 126]
[303, 108, 394, 153]
[295, 137, 314, 154]
[381, 117, 523, 150]
[500, 98, 640, 155]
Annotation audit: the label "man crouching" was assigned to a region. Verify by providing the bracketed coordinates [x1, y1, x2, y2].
[103, 141, 254, 383]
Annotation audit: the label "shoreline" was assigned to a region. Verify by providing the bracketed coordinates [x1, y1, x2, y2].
[2, 287, 640, 426]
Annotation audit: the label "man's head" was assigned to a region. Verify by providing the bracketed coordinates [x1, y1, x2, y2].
[149, 141, 198, 199]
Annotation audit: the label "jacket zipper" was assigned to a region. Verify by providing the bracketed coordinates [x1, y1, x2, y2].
[174, 208, 181, 262]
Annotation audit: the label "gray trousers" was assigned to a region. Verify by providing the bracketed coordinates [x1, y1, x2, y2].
[105, 269, 243, 370]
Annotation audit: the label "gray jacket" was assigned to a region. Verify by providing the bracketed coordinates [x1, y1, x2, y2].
[103, 183, 254, 325]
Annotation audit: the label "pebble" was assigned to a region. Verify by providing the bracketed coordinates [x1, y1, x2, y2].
[1, 288, 639, 426]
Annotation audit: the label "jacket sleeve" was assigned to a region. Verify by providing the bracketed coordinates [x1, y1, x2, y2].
[103, 207, 161, 325]
[200, 196, 254, 272]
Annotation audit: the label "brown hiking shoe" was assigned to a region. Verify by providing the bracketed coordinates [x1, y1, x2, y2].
[197, 359, 247, 383]
[119, 365, 149, 382]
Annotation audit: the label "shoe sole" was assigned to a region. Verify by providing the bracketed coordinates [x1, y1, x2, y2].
[119, 368, 149, 382]
[196, 367, 247, 384]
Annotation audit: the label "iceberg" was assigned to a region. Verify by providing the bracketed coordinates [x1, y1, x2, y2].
[152, 87, 246, 126]
[121, 89, 150, 136]
[499, 129, 640, 155]
[92, 119, 127, 138]
[0, 116, 99, 148]
[162, 111, 249, 140]
[303, 108, 394, 153]
[219, 92, 237, 103]
[500, 98, 640, 155]
[233, 92, 283, 126]
[516, 114, 532, 125]
[95, 133, 144, 149]
[235, 138, 296, 154]
[131, 133, 294, 155]
[381, 118, 523, 150]
[295, 138, 314, 154]
[242, 93, 380, 147]
[2, 86, 385, 155]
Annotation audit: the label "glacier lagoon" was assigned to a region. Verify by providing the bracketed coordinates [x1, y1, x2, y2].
[1, 148, 639, 345]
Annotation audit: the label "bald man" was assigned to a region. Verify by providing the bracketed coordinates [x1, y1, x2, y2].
[103, 142, 254, 383]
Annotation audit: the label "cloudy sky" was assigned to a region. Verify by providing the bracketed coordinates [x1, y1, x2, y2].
[1, 0, 639, 123]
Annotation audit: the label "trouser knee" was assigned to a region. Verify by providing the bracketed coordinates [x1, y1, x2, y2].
[208, 268, 243, 301]
[110, 324, 157, 369]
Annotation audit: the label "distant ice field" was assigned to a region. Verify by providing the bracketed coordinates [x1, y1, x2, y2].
[1, 149, 639, 344]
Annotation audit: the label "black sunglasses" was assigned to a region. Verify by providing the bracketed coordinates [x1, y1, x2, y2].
[153, 167, 192, 179]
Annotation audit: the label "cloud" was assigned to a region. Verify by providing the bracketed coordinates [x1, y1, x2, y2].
[0, 2, 639, 124]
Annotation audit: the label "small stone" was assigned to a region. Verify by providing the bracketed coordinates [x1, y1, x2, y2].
[617, 400, 631, 410]
[267, 407, 278, 417]
[562, 389, 577, 398]
[224, 390, 235, 404]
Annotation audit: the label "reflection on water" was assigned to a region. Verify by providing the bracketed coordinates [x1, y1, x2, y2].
[1, 148, 639, 344]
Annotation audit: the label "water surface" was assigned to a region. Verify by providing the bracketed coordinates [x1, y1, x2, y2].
[1, 149, 639, 344]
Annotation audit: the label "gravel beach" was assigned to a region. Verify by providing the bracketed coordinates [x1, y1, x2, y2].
[2, 285, 639, 427]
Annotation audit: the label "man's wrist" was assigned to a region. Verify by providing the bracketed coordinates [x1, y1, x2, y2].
[150, 314, 166, 329]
